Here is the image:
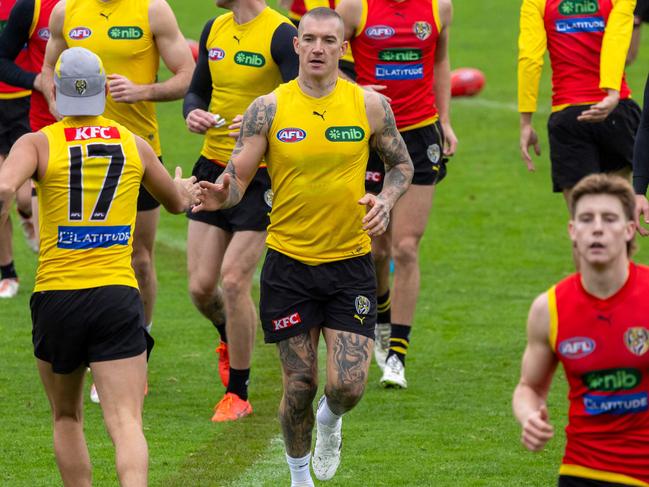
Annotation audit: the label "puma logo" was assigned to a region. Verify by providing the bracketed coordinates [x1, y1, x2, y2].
[313, 110, 326, 120]
[100, 12, 111, 20]
[233, 35, 242, 44]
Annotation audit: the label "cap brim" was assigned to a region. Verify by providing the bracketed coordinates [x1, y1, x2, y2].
[56, 90, 105, 117]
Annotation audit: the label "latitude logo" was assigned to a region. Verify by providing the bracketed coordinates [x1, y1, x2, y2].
[559, 0, 599, 16]
[108, 26, 143, 40]
[234, 51, 265, 67]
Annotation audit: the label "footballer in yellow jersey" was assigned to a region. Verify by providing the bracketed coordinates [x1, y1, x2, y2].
[192, 8, 413, 483]
[0, 47, 197, 487]
[182, 0, 298, 422]
[44, 0, 195, 331]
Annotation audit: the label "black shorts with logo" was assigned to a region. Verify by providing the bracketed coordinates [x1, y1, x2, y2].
[31, 285, 153, 374]
[365, 121, 447, 193]
[548, 99, 641, 192]
[187, 155, 272, 232]
[137, 156, 164, 211]
[558, 475, 633, 487]
[0, 96, 30, 156]
[260, 249, 377, 343]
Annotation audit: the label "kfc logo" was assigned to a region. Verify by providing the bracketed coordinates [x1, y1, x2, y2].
[273, 312, 302, 331]
[64, 126, 121, 141]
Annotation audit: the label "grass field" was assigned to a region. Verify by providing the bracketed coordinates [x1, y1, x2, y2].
[2, 0, 649, 485]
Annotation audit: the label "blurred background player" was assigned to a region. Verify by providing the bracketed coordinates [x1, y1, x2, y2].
[192, 8, 412, 484]
[337, 0, 458, 388]
[183, 0, 298, 422]
[0, 0, 37, 298]
[518, 0, 639, 203]
[513, 174, 649, 487]
[627, 0, 649, 64]
[43, 0, 195, 401]
[0, 46, 198, 487]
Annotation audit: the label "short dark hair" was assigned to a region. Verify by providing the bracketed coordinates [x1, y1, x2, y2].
[569, 173, 636, 254]
[298, 7, 344, 37]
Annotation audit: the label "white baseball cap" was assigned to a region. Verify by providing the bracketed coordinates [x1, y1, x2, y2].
[54, 47, 106, 116]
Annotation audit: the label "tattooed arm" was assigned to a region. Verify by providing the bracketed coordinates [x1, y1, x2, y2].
[192, 93, 276, 212]
[360, 91, 413, 236]
[0, 133, 42, 226]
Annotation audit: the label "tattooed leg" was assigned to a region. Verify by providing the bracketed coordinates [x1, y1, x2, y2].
[277, 329, 319, 457]
[322, 329, 372, 415]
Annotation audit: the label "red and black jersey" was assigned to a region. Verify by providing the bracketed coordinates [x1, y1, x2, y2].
[550, 262, 649, 484]
[351, 0, 439, 130]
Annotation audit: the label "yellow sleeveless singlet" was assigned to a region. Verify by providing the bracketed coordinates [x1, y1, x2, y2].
[266, 78, 371, 265]
[35, 115, 143, 291]
[63, 0, 161, 155]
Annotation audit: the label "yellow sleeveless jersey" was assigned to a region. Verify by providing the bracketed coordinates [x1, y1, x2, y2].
[63, 0, 161, 155]
[35, 115, 143, 291]
[266, 79, 371, 265]
[201, 7, 292, 164]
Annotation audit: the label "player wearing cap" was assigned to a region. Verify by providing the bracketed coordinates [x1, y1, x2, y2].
[0, 47, 198, 486]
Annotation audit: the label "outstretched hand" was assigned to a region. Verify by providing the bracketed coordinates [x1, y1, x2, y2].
[192, 173, 232, 213]
[359, 193, 390, 237]
[173, 166, 200, 209]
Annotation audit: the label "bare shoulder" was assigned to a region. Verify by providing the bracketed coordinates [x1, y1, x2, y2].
[363, 90, 392, 132]
[50, 1, 67, 28]
[527, 291, 550, 342]
[336, 0, 363, 37]
[437, 0, 453, 28]
[148, 0, 178, 32]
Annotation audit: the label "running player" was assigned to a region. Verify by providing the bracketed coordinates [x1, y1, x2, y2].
[183, 0, 298, 422]
[0, 0, 36, 298]
[337, 0, 458, 388]
[193, 8, 413, 485]
[518, 0, 639, 201]
[513, 173, 649, 487]
[0, 47, 198, 487]
[43, 0, 195, 339]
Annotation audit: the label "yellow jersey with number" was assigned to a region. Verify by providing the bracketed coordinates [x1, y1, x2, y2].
[63, 0, 161, 155]
[265, 79, 371, 265]
[35, 115, 143, 291]
[201, 7, 292, 164]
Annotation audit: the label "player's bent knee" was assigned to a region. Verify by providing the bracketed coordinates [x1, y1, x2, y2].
[284, 373, 318, 411]
[392, 237, 421, 266]
[221, 271, 251, 302]
[326, 382, 365, 410]
[131, 250, 153, 279]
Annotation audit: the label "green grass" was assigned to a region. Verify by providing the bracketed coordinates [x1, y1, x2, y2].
[2, 0, 649, 485]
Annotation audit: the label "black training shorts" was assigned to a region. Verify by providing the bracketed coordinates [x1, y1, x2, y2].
[31, 285, 153, 374]
[187, 155, 272, 232]
[548, 99, 640, 193]
[137, 156, 164, 211]
[0, 96, 30, 156]
[558, 475, 634, 487]
[260, 249, 377, 343]
[365, 121, 447, 193]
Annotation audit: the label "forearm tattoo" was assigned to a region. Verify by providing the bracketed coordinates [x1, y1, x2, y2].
[278, 334, 318, 457]
[371, 97, 413, 204]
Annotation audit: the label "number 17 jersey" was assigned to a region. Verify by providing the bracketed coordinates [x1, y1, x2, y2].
[35, 115, 144, 292]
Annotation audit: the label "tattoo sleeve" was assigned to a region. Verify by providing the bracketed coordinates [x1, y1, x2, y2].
[370, 97, 414, 207]
[214, 96, 276, 209]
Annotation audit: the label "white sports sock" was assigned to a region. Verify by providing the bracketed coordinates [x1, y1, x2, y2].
[145, 322, 152, 334]
[286, 452, 314, 486]
[317, 397, 342, 427]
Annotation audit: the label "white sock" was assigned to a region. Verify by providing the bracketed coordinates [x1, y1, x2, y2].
[286, 452, 313, 486]
[317, 397, 342, 427]
[145, 322, 152, 334]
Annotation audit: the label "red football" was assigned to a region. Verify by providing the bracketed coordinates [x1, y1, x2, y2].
[186, 38, 199, 62]
[450, 67, 485, 97]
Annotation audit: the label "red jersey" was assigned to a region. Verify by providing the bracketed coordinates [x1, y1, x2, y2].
[0, 0, 30, 98]
[544, 0, 630, 108]
[26, 0, 58, 131]
[550, 263, 649, 485]
[351, 0, 439, 131]
[288, 0, 335, 21]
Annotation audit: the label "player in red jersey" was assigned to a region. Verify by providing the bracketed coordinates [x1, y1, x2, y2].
[337, 0, 457, 388]
[518, 0, 639, 202]
[513, 174, 649, 487]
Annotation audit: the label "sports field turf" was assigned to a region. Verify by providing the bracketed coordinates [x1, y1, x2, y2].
[2, 0, 649, 485]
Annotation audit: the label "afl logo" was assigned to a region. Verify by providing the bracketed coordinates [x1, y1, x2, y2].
[38, 28, 50, 41]
[365, 25, 395, 40]
[208, 48, 225, 61]
[69, 27, 92, 40]
[558, 337, 596, 359]
[277, 128, 306, 143]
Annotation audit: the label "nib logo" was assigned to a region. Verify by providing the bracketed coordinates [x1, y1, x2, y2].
[234, 51, 265, 67]
[559, 0, 598, 16]
[325, 126, 365, 142]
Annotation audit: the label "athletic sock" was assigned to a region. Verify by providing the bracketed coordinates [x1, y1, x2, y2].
[317, 397, 342, 427]
[0, 262, 18, 280]
[387, 323, 411, 365]
[286, 452, 314, 487]
[376, 289, 391, 324]
[226, 367, 250, 400]
[215, 323, 227, 343]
